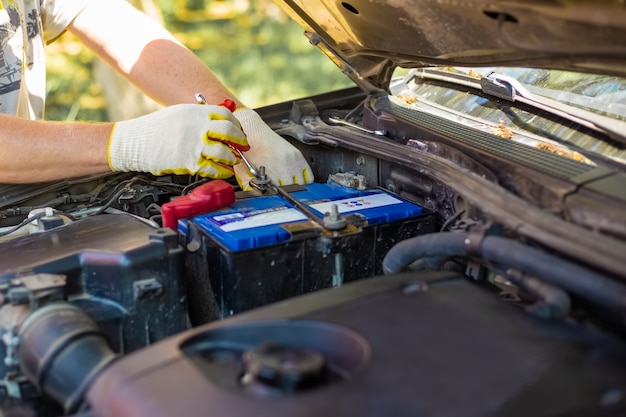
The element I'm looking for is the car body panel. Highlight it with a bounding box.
[273,0,626,90]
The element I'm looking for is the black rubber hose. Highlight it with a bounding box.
[382,232,468,275]
[382,232,626,312]
[17,303,117,413]
[521,276,571,320]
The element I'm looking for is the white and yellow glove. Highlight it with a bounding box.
[108,104,249,178]
[233,108,314,190]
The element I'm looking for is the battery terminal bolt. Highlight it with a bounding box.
[323,204,347,230]
[250,166,272,190]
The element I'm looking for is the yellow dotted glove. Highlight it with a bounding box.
[108,104,248,178]
[233,109,314,190]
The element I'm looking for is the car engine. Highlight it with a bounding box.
[0,87,625,416]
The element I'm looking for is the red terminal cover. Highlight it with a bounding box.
[162,180,235,231]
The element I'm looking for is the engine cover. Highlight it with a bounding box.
[86,272,626,417]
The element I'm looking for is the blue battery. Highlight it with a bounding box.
[181,182,435,321]
[186,183,424,252]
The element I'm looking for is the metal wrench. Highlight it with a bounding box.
[194,93,332,228]
[230,144,261,179]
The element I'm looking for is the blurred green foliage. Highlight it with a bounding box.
[45,0,353,121]
[45,36,108,122]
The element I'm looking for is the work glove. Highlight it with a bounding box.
[108,104,248,178]
[232,108,314,190]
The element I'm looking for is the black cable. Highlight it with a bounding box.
[91,176,185,208]
[0,213,45,237]
[440,210,465,232]
[181,178,210,195]
[88,176,148,215]
[89,186,133,216]
[0,193,96,219]
[139,179,186,193]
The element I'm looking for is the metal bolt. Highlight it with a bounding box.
[250,165,271,189]
[323,204,347,230]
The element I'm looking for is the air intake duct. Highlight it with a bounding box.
[17,303,117,413]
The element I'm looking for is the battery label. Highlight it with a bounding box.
[309,193,403,215]
[209,206,306,232]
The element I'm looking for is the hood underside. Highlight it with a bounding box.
[274,0,626,91]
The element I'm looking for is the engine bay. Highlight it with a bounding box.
[1,87,626,416]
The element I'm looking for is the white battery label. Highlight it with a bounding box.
[209,207,307,232]
[309,193,402,214]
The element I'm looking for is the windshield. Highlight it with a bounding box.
[390,67,626,167]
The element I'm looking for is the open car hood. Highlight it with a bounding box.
[273,0,626,91]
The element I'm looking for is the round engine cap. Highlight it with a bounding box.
[241,343,327,392]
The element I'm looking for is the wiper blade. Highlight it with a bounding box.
[481,72,626,145]
[411,68,626,147]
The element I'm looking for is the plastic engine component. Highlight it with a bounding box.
[86,272,626,417]
[161,180,235,231]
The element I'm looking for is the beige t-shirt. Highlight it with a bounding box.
[0,0,91,119]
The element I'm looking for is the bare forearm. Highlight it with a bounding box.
[130,38,243,107]
[69,1,245,109]
[0,115,112,183]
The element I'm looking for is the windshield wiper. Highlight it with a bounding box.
[410,68,626,147]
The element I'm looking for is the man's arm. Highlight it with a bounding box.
[0,115,112,183]
[68,0,314,188]
[68,0,243,108]
[0,1,311,185]
[0,1,248,184]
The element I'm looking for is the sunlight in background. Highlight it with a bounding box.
[45,0,353,121]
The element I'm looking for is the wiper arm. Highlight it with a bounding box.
[411,68,626,147]
[481,72,626,145]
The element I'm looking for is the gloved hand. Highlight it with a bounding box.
[232,108,314,190]
[108,104,248,178]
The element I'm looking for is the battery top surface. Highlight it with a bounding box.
[183,182,424,251]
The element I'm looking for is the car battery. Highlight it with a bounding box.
[181,182,435,323]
